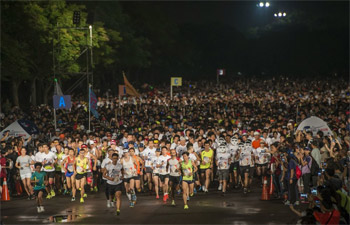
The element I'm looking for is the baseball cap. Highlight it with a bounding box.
[81,144,88,149]
[254,131,260,136]
[110,140,117,145]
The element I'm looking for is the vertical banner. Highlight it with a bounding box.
[89,87,99,118]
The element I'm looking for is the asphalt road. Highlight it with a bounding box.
[1,184,299,225]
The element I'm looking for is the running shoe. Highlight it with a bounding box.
[198,186,202,192]
[189,193,194,197]
[37,206,41,213]
[171,200,176,206]
[90,188,94,192]
[130,201,134,208]
[46,193,52,199]
[27,195,31,200]
[51,190,56,197]
[184,205,189,210]
[71,197,76,202]
[187,196,190,201]
[83,193,87,198]
[218,184,222,191]
[193,188,197,194]
[63,189,68,195]
[163,195,167,202]
[247,188,251,193]
[40,206,45,212]
[131,193,137,202]
[93,186,98,192]
[156,195,159,199]
[80,197,84,203]
[116,210,120,216]
[243,188,247,194]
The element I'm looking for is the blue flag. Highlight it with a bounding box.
[89,88,99,119]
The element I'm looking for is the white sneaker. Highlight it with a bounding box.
[40,206,45,212]
[126,193,131,201]
[110,202,115,207]
[202,186,206,192]
[37,207,41,213]
[107,200,111,208]
[218,184,222,191]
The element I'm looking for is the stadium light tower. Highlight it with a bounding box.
[274,11,287,17]
[257,2,270,8]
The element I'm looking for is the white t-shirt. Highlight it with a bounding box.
[216,153,231,170]
[239,149,252,167]
[34,152,44,163]
[101,157,112,180]
[168,158,181,177]
[254,147,270,164]
[142,147,156,168]
[176,145,187,156]
[152,156,160,174]
[42,151,57,172]
[105,162,123,185]
[228,144,239,163]
[158,155,171,175]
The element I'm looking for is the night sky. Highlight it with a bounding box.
[132,1,349,32]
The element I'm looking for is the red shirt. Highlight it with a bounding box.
[313,209,340,225]
[0,157,7,178]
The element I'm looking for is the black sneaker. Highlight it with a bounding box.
[243,188,247,194]
[27,195,31,200]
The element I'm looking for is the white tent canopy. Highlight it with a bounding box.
[297,116,332,137]
[0,119,39,140]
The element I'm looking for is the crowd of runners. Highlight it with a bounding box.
[0,76,349,223]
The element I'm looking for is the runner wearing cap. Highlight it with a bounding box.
[103,153,123,216]
[200,141,214,193]
[120,149,138,207]
[181,152,198,210]
[167,149,181,206]
[158,146,171,202]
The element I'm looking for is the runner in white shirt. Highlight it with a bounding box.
[228,137,240,189]
[101,148,114,208]
[120,149,138,208]
[167,149,181,206]
[103,153,123,216]
[254,140,270,186]
[151,149,161,199]
[245,140,255,193]
[237,142,251,194]
[216,145,231,195]
[175,137,187,157]
[41,143,57,199]
[142,140,156,194]
[158,146,171,202]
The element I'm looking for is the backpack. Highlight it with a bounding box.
[295,165,302,179]
[309,155,319,176]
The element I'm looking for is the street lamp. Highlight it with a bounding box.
[259,2,264,7]
[275,12,287,18]
[265,2,270,7]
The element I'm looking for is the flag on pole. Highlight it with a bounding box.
[123,72,140,97]
[89,87,99,118]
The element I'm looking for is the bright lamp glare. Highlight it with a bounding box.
[283,12,287,17]
[274,13,277,17]
[278,12,282,17]
[265,2,270,7]
[259,2,264,7]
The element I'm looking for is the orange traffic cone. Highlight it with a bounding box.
[2,177,10,201]
[269,174,275,195]
[15,180,23,196]
[261,176,270,200]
